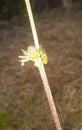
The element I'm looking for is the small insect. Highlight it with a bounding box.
[19,45,48,67]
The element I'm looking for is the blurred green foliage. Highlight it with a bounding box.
[0,109,10,128]
[0,0,26,20]
[0,109,22,129]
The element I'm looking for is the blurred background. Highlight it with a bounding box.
[0,0,82,130]
[0,0,82,20]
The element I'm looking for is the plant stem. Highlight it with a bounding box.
[24,0,62,130]
[38,63,62,130]
[24,0,40,50]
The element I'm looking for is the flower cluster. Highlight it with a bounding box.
[19,45,48,67]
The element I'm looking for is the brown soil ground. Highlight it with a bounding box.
[0,8,82,130]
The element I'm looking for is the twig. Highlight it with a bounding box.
[24,0,62,130]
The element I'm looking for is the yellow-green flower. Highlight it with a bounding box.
[19,45,48,67]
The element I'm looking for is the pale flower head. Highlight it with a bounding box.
[19,45,48,67]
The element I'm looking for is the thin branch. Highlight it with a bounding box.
[24,0,62,130]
